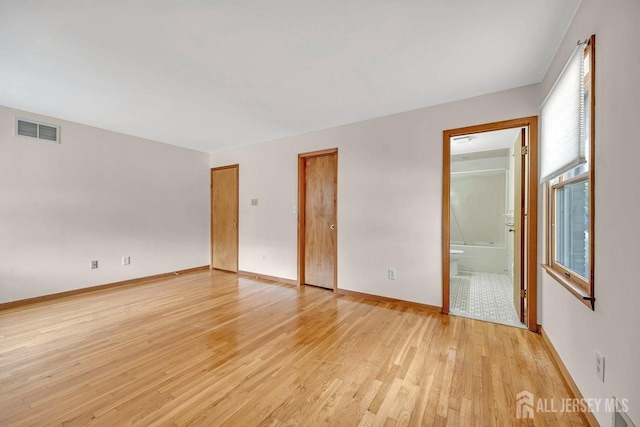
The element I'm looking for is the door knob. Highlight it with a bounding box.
[330,224,335,230]
[508,228,515,232]
[232,222,237,227]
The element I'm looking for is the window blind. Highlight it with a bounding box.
[539,43,586,183]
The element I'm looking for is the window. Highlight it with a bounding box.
[542,35,595,309]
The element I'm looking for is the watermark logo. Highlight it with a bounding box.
[516,391,535,419]
[515,390,630,420]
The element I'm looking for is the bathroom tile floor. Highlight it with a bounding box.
[450,271,525,328]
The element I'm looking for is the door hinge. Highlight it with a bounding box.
[522,146,528,155]
[521,289,527,298]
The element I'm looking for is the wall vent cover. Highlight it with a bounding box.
[15,118,60,143]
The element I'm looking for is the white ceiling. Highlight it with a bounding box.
[451,128,523,155]
[0,1,580,153]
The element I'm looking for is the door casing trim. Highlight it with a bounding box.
[442,117,538,332]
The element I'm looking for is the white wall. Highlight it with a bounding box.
[211,84,540,306]
[538,0,640,424]
[0,106,210,303]
[450,155,509,173]
[450,155,509,248]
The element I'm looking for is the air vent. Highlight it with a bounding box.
[15,118,60,143]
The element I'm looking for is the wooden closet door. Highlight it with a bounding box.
[303,152,337,289]
[211,165,238,272]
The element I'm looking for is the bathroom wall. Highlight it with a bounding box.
[450,151,509,274]
[450,168,507,246]
[450,153,509,173]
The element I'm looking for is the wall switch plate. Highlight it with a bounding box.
[596,351,605,382]
[122,256,130,265]
[292,205,297,214]
[91,260,98,269]
[251,198,259,206]
[388,268,396,280]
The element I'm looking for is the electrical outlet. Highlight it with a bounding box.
[596,351,605,382]
[91,260,98,269]
[251,198,259,206]
[388,268,396,280]
[122,256,130,265]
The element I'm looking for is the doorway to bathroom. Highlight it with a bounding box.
[442,117,538,331]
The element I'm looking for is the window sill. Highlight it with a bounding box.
[541,264,595,310]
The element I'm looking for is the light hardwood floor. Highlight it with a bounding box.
[0,270,585,426]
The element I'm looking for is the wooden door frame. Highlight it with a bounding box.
[442,117,538,332]
[210,164,239,273]
[515,130,527,322]
[297,148,338,292]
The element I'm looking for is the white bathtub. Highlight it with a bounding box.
[450,244,508,274]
